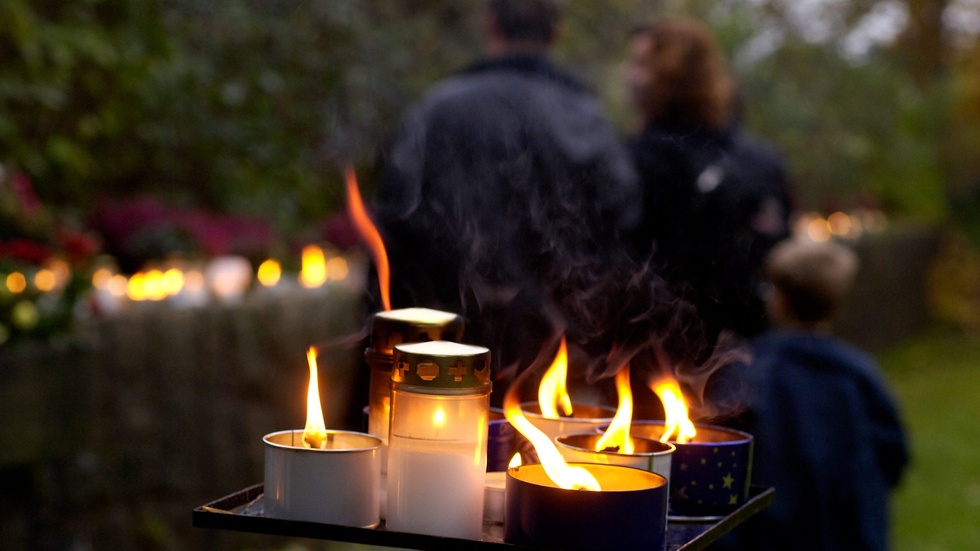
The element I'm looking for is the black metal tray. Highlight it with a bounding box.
[193,484,774,551]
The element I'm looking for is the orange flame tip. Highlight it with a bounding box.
[595,365,634,454]
[538,337,573,419]
[345,166,391,311]
[652,379,697,444]
[504,392,600,491]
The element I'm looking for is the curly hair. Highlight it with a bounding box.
[635,18,734,129]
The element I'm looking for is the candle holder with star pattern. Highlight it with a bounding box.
[621,420,753,518]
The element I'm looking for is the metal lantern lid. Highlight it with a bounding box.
[369,308,464,355]
[392,340,491,392]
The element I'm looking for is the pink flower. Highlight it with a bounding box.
[10,172,41,216]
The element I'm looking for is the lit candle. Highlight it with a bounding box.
[385,340,490,539]
[630,377,754,515]
[505,463,668,551]
[627,420,753,517]
[556,433,675,482]
[363,308,463,465]
[263,348,381,526]
[519,337,616,443]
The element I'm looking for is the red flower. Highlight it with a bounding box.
[2,238,53,264]
[57,228,101,265]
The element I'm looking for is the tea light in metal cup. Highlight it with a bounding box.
[555,432,675,482]
[263,429,381,527]
[505,462,668,551]
[628,420,754,517]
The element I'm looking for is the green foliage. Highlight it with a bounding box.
[707,7,950,219]
[0,0,972,236]
[927,234,980,334]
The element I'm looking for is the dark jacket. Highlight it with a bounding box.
[629,119,792,339]
[375,54,639,378]
[722,331,909,551]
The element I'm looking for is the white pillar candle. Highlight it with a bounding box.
[384,341,490,539]
[386,439,486,538]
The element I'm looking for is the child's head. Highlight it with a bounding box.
[765,238,859,329]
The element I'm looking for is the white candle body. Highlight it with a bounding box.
[263,430,381,527]
[386,438,485,539]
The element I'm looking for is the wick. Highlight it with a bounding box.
[304,433,327,449]
[600,445,621,453]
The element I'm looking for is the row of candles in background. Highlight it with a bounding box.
[88,245,359,314]
[3,244,358,311]
[2,209,886,303]
[794,208,888,242]
[260,307,754,551]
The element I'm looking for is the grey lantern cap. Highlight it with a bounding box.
[369,308,464,355]
[392,340,491,391]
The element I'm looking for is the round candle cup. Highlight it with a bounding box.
[505,462,668,551]
[624,421,754,517]
[263,430,381,527]
[520,402,617,439]
[555,433,675,482]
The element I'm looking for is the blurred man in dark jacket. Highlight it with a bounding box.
[374,0,640,389]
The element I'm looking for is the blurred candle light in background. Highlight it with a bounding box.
[326,256,348,281]
[34,269,56,292]
[172,268,209,308]
[162,268,184,297]
[300,245,328,288]
[6,272,27,294]
[143,269,167,301]
[257,259,282,287]
[206,256,252,303]
[127,272,147,301]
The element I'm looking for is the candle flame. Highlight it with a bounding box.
[504,382,600,491]
[595,365,634,454]
[433,407,446,427]
[508,453,523,469]
[345,166,391,311]
[538,337,573,419]
[505,350,599,491]
[303,347,328,449]
[652,379,697,444]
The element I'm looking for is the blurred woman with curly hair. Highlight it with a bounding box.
[625,17,794,340]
